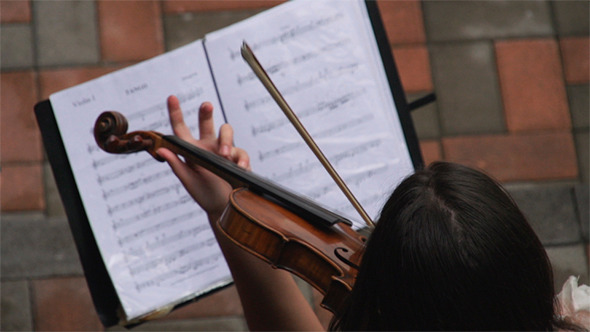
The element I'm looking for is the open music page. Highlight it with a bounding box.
[49,41,230,322]
[205,0,415,229]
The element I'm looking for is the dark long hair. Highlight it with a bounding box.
[331,162,567,330]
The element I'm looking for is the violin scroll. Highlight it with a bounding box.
[94,111,163,160]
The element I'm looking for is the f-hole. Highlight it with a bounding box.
[334,247,360,270]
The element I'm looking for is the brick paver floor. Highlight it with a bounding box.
[1,1,588,330]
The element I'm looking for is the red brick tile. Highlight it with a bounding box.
[495,39,571,132]
[98,0,164,62]
[560,37,590,84]
[163,285,243,319]
[312,288,334,331]
[32,277,103,331]
[38,66,122,99]
[1,164,45,211]
[0,0,31,23]
[163,0,284,13]
[393,45,433,93]
[1,71,42,163]
[377,0,426,45]
[420,139,442,166]
[442,132,578,182]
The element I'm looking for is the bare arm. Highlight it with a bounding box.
[157,95,324,331]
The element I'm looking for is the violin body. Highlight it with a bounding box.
[219,188,366,314]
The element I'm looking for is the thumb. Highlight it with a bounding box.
[157,148,201,187]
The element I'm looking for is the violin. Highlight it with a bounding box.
[94,111,367,314]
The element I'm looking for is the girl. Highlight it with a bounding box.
[157,96,585,330]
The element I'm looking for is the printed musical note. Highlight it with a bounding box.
[126,88,203,122]
[243,62,361,113]
[92,154,128,170]
[228,11,344,60]
[116,211,201,246]
[329,139,381,165]
[111,194,194,230]
[102,169,173,200]
[128,238,216,277]
[251,89,366,136]
[134,252,223,292]
[237,38,350,87]
[96,157,155,185]
[306,164,388,200]
[268,139,380,183]
[257,114,373,162]
[145,224,211,251]
[258,141,304,162]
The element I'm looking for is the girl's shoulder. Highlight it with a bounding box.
[557,276,590,330]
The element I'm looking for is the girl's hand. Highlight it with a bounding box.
[156,95,250,219]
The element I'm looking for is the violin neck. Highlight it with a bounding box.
[162,135,352,228]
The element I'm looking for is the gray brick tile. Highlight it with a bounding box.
[508,183,582,245]
[574,130,589,184]
[409,92,440,139]
[1,216,82,278]
[552,0,590,36]
[1,280,33,331]
[429,42,504,135]
[567,84,589,130]
[1,24,34,69]
[33,0,99,67]
[163,10,263,51]
[546,244,589,291]
[574,184,589,242]
[423,0,554,42]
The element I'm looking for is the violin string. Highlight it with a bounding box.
[241,41,375,229]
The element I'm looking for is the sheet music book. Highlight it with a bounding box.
[34,0,422,326]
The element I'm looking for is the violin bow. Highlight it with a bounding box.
[241,42,375,229]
